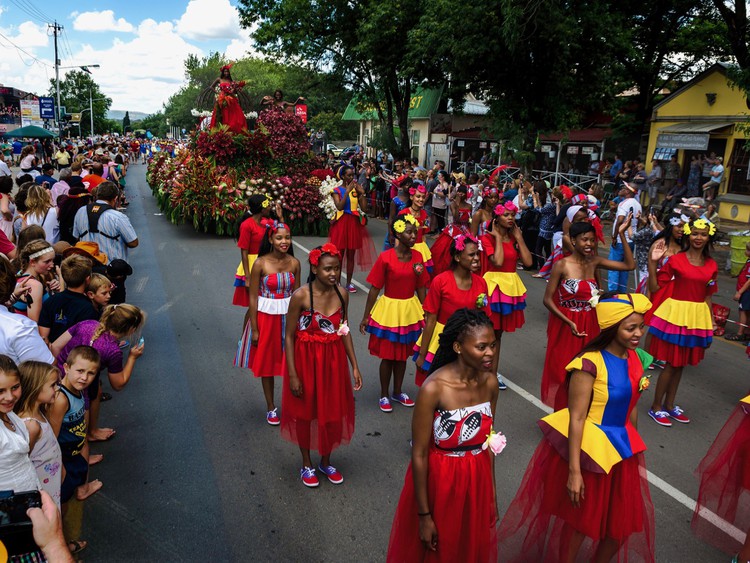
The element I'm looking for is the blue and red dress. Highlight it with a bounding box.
[328,186,376,271]
[232,217,267,307]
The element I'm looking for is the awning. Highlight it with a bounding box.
[539,128,611,143]
[657,122,734,133]
[342,85,444,121]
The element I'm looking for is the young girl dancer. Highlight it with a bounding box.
[498,293,656,562]
[398,185,432,275]
[281,244,363,487]
[647,218,718,427]
[429,186,474,277]
[387,309,501,562]
[481,202,533,389]
[328,166,376,292]
[414,234,490,386]
[16,361,63,507]
[234,221,300,425]
[384,180,411,250]
[541,220,635,410]
[470,186,500,237]
[360,215,430,413]
[232,194,278,307]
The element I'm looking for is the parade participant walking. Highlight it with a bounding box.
[646,218,718,427]
[608,183,641,292]
[541,219,635,409]
[328,165,376,292]
[384,179,410,250]
[360,215,430,413]
[234,221,300,426]
[387,309,501,563]
[399,184,432,275]
[429,186,474,277]
[498,293,655,562]
[281,244,363,487]
[470,186,500,237]
[414,235,490,386]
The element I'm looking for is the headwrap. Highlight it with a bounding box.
[494,201,518,216]
[309,243,341,266]
[590,293,652,329]
[560,185,573,201]
[566,205,584,223]
[454,233,479,251]
[587,195,600,211]
[571,193,587,205]
[267,220,290,234]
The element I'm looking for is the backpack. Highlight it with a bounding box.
[77,202,119,240]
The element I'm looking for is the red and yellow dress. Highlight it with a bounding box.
[499,349,655,562]
[412,271,489,386]
[480,234,527,332]
[430,207,472,276]
[399,208,432,273]
[232,217,266,307]
[328,186,376,271]
[365,249,430,361]
[387,402,497,563]
[648,252,717,367]
[691,394,750,554]
[541,278,600,410]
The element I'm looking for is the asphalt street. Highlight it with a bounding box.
[80,164,743,561]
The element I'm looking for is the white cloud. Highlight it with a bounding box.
[176,0,242,41]
[72,10,135,33]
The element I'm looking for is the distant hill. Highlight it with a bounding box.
[107,110,149,121]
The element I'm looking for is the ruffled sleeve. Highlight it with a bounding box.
[366,251,388,289]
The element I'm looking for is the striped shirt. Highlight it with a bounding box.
[72,200,138,261]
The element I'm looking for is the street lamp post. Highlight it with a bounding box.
[56,64,99,131]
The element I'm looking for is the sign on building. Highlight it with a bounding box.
[38,97,55,120]
[20,99,43,127]
[656,133,710,151]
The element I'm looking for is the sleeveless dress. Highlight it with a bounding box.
[23,415,62,508]
[691,394,750,554]
[480,235,527,332]
[387,402,497,563]
[499,349,656,562]
[234,272,295,377]
[365,249,430,361]
[648,252,717,367]
[412,271,490,386]
[328,186,376,271]
[429,207,472,277]
[280,305,355,455]
[232,217,267,307]
[541,278,600,410]
[0,412,40,493]
[399,208,432,273]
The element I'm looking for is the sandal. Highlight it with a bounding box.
[68,540,88,555]
[725,333,748,341]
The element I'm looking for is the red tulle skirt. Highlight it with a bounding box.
[541,309,600,410]
[498,439,655,562]
[280,333,354,455]
[328,214,377,271]
[232,286,249,307]
[369,338,413,362]
[691,402,750,554]
[209,97,247,134]
[233,312,286,377]
[387,450,498,563]
[647,338,705,368]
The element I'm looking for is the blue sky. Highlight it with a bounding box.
[0,0,257,113]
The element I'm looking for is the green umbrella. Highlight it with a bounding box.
[2,125,58,138]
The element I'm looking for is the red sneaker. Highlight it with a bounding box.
[318,464,344,484]
[391,393,415,407]
[665,405,690,424]
[648,409,672,427]
[300,467,319,488]
[266,408,280,426]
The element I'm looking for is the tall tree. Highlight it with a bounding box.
[711,0,750,105]
[48,70,111,137]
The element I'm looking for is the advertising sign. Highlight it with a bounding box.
[38,97,55,120]
[656,133,709,151]
[295,104,308,123]
[20,100,43,127]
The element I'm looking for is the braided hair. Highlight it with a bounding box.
[429,308,494,374]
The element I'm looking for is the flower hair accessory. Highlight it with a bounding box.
[454,233,478,252]
[220,63,234,72]
[482,187,499,197]
[409,185,427,196]
[669,216,683,227]
[29,247,54,260]
[261,195,272,209]
[684,218,716,236]
[494,201,518,216]
[482,429,507,456]
[393,219,407,233]
[309,243,342,266]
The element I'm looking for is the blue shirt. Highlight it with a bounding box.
[610,159,623,179]
[72,200,138,262]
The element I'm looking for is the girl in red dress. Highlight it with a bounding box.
[234,222,300,425]
[360,215,430,413]
[646,218,718,427]
[413,234,490,386]
[209,64,248,134]
[542,220,635,410]
[387,308,501,563]
[471,187,500,238]
[328,166,376,293]
[481,202,533,389]
[429,186,473,277]
[499,293,656,562]
[691,394,750,557]
[398,185,432,274]
[281,244,363,488]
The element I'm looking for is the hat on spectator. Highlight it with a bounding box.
[107,259,133,278]
[63,241,108,265]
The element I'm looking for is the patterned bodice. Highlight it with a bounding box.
[432,402,493,457]
[557,278,598,312]
[260,272,295,299]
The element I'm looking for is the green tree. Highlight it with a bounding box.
[48,70,111,137]
[305,111,357,141]
[135,112,168,138]
[711,0,750,104]
[123,111,131,133]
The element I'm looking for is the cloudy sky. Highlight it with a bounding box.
[0,0,256,114]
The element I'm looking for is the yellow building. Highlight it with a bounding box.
[646,63,750,222]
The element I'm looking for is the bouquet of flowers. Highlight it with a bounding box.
[190,109,212,118]
[215,81,246,108]
[318,176,340,221]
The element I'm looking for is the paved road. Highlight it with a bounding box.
[81,164,742,561]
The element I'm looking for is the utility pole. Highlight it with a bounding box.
[49,21,63,129]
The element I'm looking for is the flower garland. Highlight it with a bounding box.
[318,176,341,220]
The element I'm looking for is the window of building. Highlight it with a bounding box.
[652,147,677,161]
[728,140,750,195]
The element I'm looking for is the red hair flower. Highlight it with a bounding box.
[310,243,342,266]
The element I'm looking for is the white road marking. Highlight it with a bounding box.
[291,238,746,544]
[133,276,149,295]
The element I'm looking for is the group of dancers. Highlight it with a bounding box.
[228,165,747,561]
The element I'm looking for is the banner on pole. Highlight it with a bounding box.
[39,97,55,120]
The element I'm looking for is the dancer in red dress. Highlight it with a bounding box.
[209,64,248,134]
[360,215,430,413]
[281,244,363,488]
[234,222,300,425]
[328,166,376,292]
[542,220,635,410]
[647,218,718,427]
[413,234,490,386]
[398,185,432,274]
[429,186,473,277]
[387,309,502,563]
[499,293,656,562]
[692,394,750,557]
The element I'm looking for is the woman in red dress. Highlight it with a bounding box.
[430,186,473,277]
[281,244,363,488]
[646,218,718,427]
[398,185,432,274]
[360,215,430,413]
[480,202,533,389]
[387,308,501,563]
[541,220,635,410]
[209,64,248,134]
[691,394,750,557]
[328,166,376,293]
[413,234,490,386]
[232,195,278,307]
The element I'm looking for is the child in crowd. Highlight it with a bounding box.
[728,241,750,341]
[16,361,63,508]
[86,273,113,316]
[106,259,132,305]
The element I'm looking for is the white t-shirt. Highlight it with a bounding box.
[0,306,54,365]
[614,197,642,243]
[0,412,41,493]
[25,207,60,244]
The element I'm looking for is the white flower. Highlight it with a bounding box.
[244,111,258,119]
[318,177,342,220]
[482,429,507,456]
[336,321,350,336]
[588,288,602,308]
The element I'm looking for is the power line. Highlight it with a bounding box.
[0,29,53,68]
[6,0,49,24]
